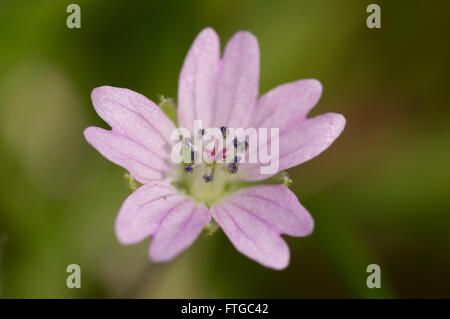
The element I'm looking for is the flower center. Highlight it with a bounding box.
[171,126,249,205]
[185,127,249,179]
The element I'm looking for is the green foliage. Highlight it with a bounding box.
[0,0,449,298]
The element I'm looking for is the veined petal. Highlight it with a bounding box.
[84,127,173,184]
[91,86,175,159]
[149,201,210,262]
[250,79,322,129]
[242,112,346,181]
[212,31,259,129]
[211,186,299,270]
[277,113,346,168]
[178,27,221,131]
[115,181,187,245]
[225,185,314,237]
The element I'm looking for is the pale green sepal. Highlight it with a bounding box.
[158,95,177,125]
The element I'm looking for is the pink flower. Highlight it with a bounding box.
[84,27,345,270]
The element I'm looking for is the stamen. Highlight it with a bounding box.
[185,164,193,173]
[184,137,192,147]
[220,126,228,138]
[237,140,249,152]
[190,150,199,162]
[227,163,239,174]
[232,137,249,152]
[233,137,238,148]
[203,174,213,183]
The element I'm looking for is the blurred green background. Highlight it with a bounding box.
[1,0,449,298]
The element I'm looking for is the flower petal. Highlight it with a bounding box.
[212,31,260,129]
[84,127,173,184]
[178,27,221,131]
[242,112,346,180]
[225,185,314,237]
[115,181,187,244]
[250,79,323,130]
[149,201,210,262]
[211,185,312,270]
[90,86,175,159]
